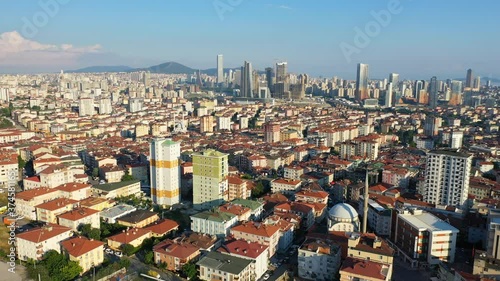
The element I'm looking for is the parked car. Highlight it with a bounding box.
[115,251,122,257]
[263,274,270,280]
[105,248,114,254]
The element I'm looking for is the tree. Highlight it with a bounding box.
[118,257,131,269]
[144,251,154,265]
[251,181,265,198]
[92,167,99,178]
[121,170,135,182]
[18,155,26,169]
[121,244,136,256]
[27,250,82,281]
[31,105,41,111]
[182,262,198,280]
[88,228,101,240]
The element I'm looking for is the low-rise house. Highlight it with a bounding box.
[190,211,238,238]
[181,232,219,255]
[92,180,142,199]
[153,238,201,271]
[57,207,100,231]
[99,164,125,183]
[143,219,179,237]
[116,210,159,228]
[275,202,315,230]
[218,238,269,280]
[219,203,252,222]
[16,224,73,261]
[339,257,391,281]
[197,251,254,281]
[295,189,329,205]
[230,221,281,258]
[107,228,152,249]
[231,198,265,220]
[60,236,104,274]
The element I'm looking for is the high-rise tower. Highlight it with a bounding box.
[150,138,181,206]
[465,69,473,88]
[356,63,369,101]
[428,76,438,108]
[217,55,224,84]
[241,61,253,98]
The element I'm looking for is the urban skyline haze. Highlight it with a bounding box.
[0,0,499,79]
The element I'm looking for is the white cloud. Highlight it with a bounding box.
[278,5,292,10]
[0,31,102,70]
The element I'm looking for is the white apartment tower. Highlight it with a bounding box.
[150,138,181,206]
[424,150,472,208]
[79,97,94,116]
[98,98,112,115]
[217,55,224,84]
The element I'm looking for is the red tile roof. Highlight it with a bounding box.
[16,187,58,201]
[61,236,104,257]
[57,207,99,221]
[153,239,200,259]
[16,224,72,243]
[218,238,268,259]
[55,182,91,192]
[231,221,280,238]
[107,228,151,245]
[35,198,78,211]
[144,219,179,235]
[340,257,388,280]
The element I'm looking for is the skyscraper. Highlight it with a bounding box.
[217,55,223,84]
[150,138,181,206]
[385,82,393,108]
[356,63,369,101]
[465,68,473,88]
[240,61,253,98]
[428,76,438,108]
[79,97,94,116]
[389,73,399,89]
[276,62,288,83]
[192,149,229,210]
[424,150,472,208]
[263,122,280,143]
[414,80,423,99]
[265,67,274,93]
[473,76,481,89]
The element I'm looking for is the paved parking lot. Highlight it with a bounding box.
[0,262,27,281]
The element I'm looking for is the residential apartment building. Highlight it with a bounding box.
[153,238,200,271]
[393,209,459,267]
[190,210,238,238]
[283,166,304,180]
[60,237,104,273]
[424,150,472,208]
[35,198,79,224]
[91,180,141,199]
[16,224,73,261]
[227,176,249,201]
[15,187,60,220]
[57,207,100,231]
[230,221,281,258]
[0,149,18,190]
[218,239,269,280]
[358,196,392,236]
[107,228,152,249]
[192,149,229,210]
[262,215,295,254]
[271,178,302,195]
[298,237,342,281]
[197,251,253,281]
[150,138,181,206]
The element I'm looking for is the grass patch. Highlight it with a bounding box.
[0,225,11,260]
[0,192,8,207]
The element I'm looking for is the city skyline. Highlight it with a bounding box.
[0,0,499,79]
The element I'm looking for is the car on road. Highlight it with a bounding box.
[263,274,270,280]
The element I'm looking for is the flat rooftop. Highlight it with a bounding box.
[399,211,459,232]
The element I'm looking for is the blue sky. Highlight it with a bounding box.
[1,0,499,79]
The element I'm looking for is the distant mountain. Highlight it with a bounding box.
[67,65,134,73]
[140,62,195,74]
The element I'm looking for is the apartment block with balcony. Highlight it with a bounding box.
[393,209,459,267]
[197,251,253,281]
[153,238,200,271]
[190,210,238,238]
[271,178,302,195]
[60,237,104,274]
[298,237,341,281]
[230,221,281,258]
[218,239,269,280]
[57,207,100,231]
[35,197,79,224]
[16,224,73,261]
[15,187,60,220]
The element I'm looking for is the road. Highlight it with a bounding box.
[128,255,185,281]
[0,262,27,281]
[392,257,431,281]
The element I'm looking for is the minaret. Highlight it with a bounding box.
[362,168,370,233]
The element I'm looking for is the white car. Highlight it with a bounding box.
[263,274,270,280]
[115,251,123,257]
[105,248,114,254]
